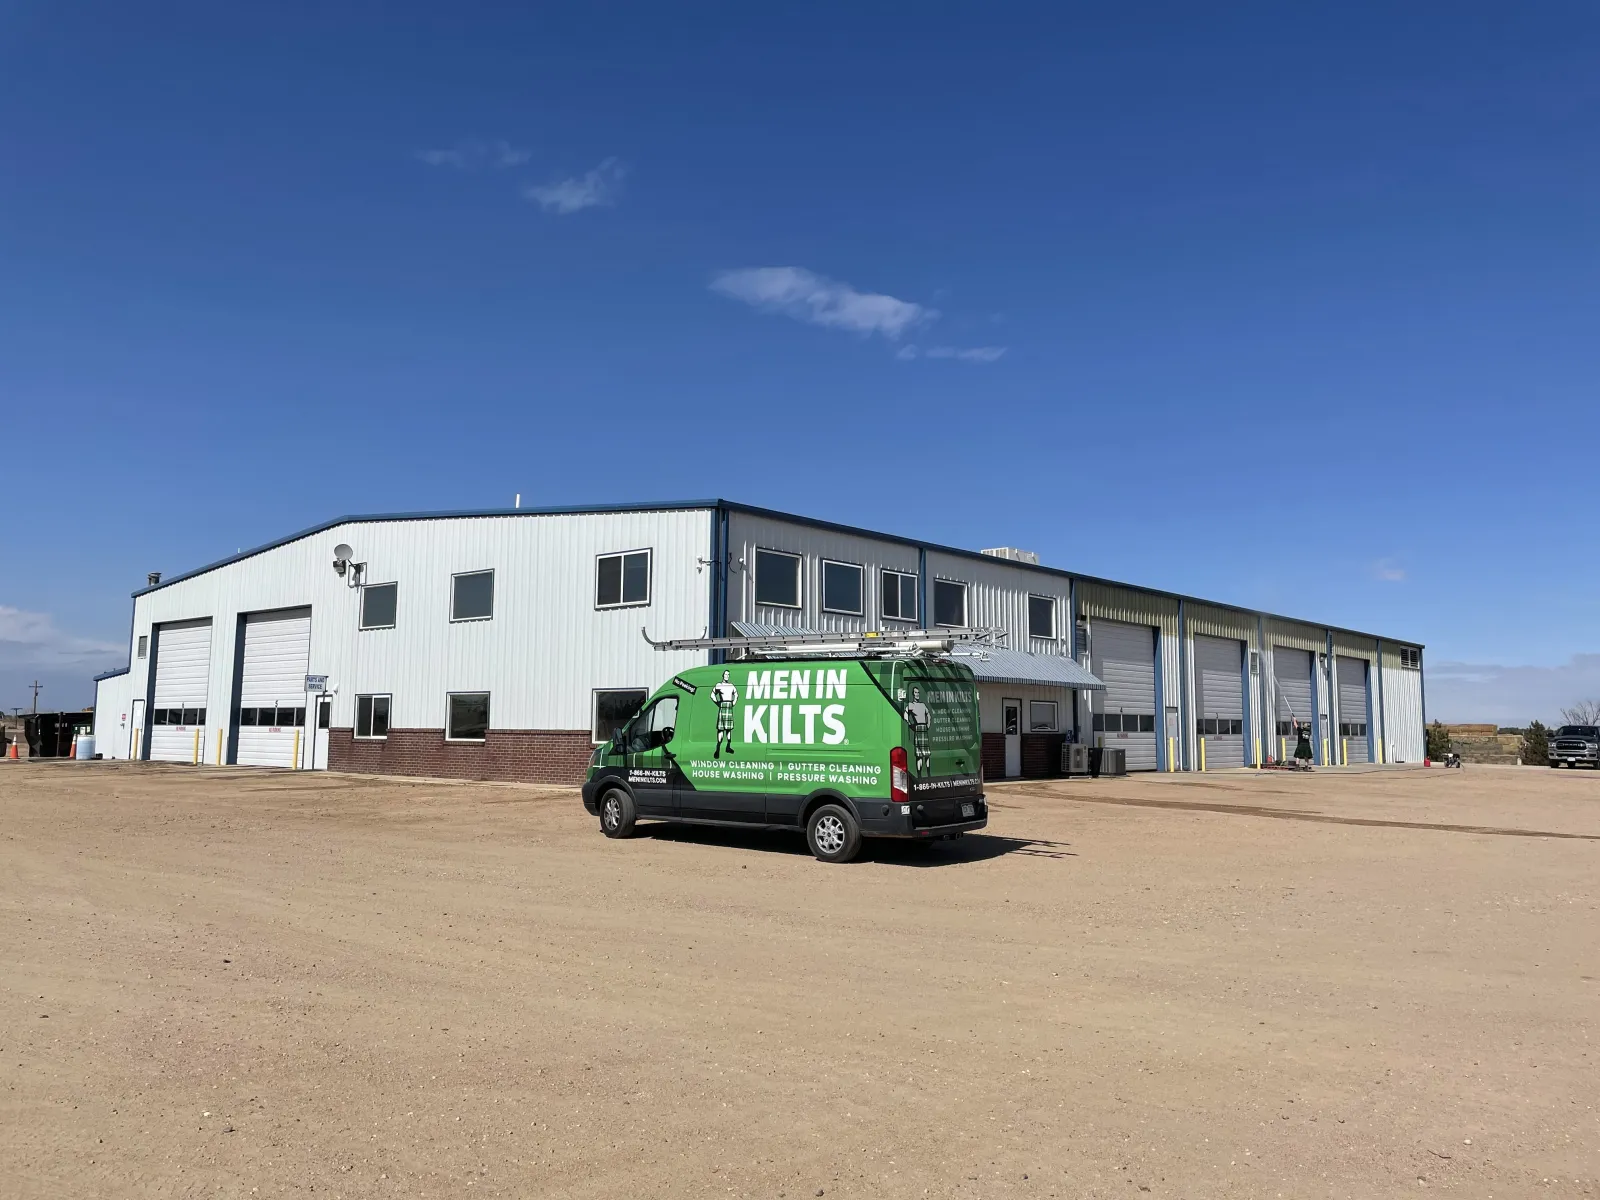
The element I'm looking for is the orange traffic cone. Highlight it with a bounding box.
[7,741,16,759]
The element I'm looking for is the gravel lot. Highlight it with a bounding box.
[2,761,1596,1198]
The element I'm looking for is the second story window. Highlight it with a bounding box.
[137,635,148,659]
[754,549,801,609]
[1028,595,1056,640]
[360,581,398,630]
[822,560,863,615]
[933,579,967,628]
[451,570,494,621]
[596,549,651,608]
[881,569,918,622]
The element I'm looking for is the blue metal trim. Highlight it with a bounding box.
[1375,638,1386,763]
[1363,654,1377,763]
[1256,613,1267,762]
[1068,578,1080,745]
[1325,631,1336,765]
[1239,636,1253,768]
[1152,620,1168,771]
[1309,642,1322,766]
[92,666,130,682]
[1177,600,1189,770]
[1419,648,1428,746]
[917,547,928,627]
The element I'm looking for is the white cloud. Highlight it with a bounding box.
[415,139,532,170]
[0,607,123,669]
[1425,654,1600,725]
[1371,558,1406,582]
[895,344,1007,363]
[522,158,625,214]
[710,267,934,341]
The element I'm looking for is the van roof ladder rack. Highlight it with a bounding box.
[641,627,1007,658]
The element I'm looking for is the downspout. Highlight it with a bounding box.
[1257,613,1267,763]
[918,547,928,628]
[1326,630,1336,765]
[1375,639,1387,764]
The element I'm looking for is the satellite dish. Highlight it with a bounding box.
[333,543,354,563]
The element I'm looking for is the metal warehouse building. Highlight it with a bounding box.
[91,500,1426,781]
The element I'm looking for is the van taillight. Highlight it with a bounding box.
[891,746,910,804]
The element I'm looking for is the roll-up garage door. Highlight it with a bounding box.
[1090,619,1158,771]
[1194,635,1245,769]
[1272,647,1315,762]
[1336,656,1372,764]
[148,619,212,762]
[236,608,312,767]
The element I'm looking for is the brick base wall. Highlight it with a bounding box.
[981,732,1006,780]
[1021,733,1065,779]
[327,728,593,785]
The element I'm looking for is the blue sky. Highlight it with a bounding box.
[3,2,1598,722]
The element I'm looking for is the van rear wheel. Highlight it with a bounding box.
[600,789,636,839]
[806,803,861,864]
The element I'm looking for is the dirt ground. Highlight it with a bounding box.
[2,762,1597,1199]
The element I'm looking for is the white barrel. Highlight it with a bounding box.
[75,735,95,760]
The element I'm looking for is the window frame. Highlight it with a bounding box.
[753,548,803,610]
[592,688,649,744]
[136,635,148,659]
[932,578,968,628]
[355,693,392,740]
[359,580,399,631]
[1399,647,1421,670]
[880,569,919,623]
[820,559,864,616]
[594,548,653,610]
[1027,594,1056,641]
[450,569,495,623]
[1028,700,1059,732]
[445,691,490,743]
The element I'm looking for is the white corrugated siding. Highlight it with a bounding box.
[92,673,133,759]
[127,509,715,740]
[1381,648,1425,762]
[149,618,212,762]
[237,608,312,767]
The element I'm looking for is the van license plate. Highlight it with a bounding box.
[960,802,975,818]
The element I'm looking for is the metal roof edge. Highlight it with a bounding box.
[92,666,130,682]
[130,500,727,597]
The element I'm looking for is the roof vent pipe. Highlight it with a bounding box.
[147,572,161,587]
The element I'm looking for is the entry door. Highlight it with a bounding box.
[1003,699,1022,778]
[311,697,331,770]
[129,698,145,760]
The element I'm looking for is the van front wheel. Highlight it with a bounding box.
[600,789,637,839]
[806,803,861,864]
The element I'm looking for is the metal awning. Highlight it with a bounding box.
[947,646,1105,690]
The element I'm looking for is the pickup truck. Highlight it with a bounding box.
[1549,725,1600,768]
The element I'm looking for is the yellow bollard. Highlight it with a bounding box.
[1200,737,1207,772]
[1377,737,1384,764]
[1341,738,1348,766]
[192,727,200,765]
[1279,736,1286,763]
[1322,737,1329,765]
[1254,738,1262,768]
[1168,736,1176,772]
[292,727,301,770]
[216,728,223,765]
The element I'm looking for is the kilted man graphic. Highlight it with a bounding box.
[903,686,932,774]
[711,670,738,758]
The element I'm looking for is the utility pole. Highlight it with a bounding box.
[29,681,42,714]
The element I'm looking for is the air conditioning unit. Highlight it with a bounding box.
[981,546,1040,565]
[1062,742,1091,776]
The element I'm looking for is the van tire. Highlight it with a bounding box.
[600,788,636,839]
[806,803,861,863]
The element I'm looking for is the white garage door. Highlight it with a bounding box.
[1194,635,1245,769]
[148,619,213,763]
[1090,620,1158,771]
[236,608,312,768]
[1336,656,1372,764]
[1272,647,1315,762]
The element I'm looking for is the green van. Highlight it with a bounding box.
[581,657,987,862]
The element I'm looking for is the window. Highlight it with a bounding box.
[356,694,391,739]
[1202,718,1243,736]
[1340,722,1367,738]
[593,689,648,743]
[596,550,651,608]
[447,692,490,741]
[1400,647,1421,670]
[932,579,967,627]
[1276,720,1294,736]
[1028,595,1056,640]
[1029,700,1058,732]
[821,560,863,615]
[754,549,801,608]
[137,635,148,659]
[1138,714,1155,733]
[624,695,679,753]
[1093,713,1107,732]
[451,570,494,621]
[360,582,398,630]
[317,699,331,730]
[881,569,918,622]
[238,707,258,727]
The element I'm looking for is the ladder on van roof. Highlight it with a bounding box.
[641,625,1007,659]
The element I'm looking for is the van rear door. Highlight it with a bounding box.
[869,661,983,801]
